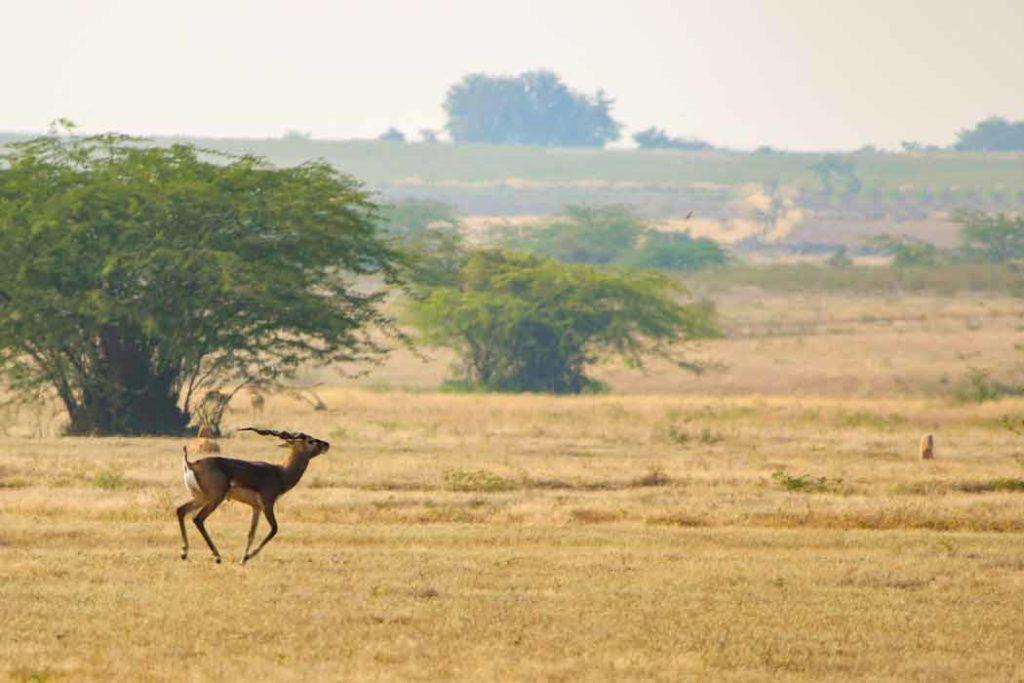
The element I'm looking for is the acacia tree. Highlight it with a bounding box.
[411,250,716,393]
[0,130,402,435]
[809,155,862,200]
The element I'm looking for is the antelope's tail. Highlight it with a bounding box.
[182,445,204,497]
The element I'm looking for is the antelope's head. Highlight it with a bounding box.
[240,427,331,458]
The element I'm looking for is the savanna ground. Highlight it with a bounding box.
[3,283,1024,681]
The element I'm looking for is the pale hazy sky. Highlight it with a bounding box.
[4,0,1023,150]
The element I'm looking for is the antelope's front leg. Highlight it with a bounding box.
[241,506,260,562]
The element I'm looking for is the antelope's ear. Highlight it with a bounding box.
[278,441,293,448]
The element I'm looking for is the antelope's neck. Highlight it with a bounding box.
[281,454,310,491]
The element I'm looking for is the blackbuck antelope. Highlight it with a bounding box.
[176,427,330,564]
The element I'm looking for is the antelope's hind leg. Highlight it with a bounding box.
[176,499,202,560]
[192,493,227,564]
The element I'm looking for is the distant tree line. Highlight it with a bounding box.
[492,205,726,271]
[384,201,728,277]
[863,212,1024,266]
[633,127,712,151]
[373,68,1024,153]
[901,117,1024,153]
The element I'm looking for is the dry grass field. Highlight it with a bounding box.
[3,288,1024,681]
[354,288,1024,398]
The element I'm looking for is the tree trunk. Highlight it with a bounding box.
[64,324,189,435]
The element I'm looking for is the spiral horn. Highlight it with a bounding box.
[239,426,300,440]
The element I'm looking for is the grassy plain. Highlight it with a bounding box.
[142,138,1024,192]
[6,133,1024,191]
[3,286,1024,681]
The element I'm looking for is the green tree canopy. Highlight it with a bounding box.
[954,117,1024,152]
[411,250,716,394]
[0,130,401,435]
[499,205,646,265]
[957,211,1024,262]
[496,205,726,272]
[443,70,621,147]
[865,234,943,267]
[620,231,726,271]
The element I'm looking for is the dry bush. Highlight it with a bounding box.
[631,465,671,487]
[443,468,517,492]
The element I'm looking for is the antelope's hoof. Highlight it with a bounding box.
[180,553,187,560]
[214,557,222,564]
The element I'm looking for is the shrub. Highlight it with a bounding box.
[93,468,128,491]
[631,466,671,487]
[698,427,723,444]
[443,469,516,492]
[953,368,1024,403]
[633,127,712,150]
[499,205,645,265]
[621,231,726,271]
[954,478,1024,493]
[667,425,690,445]
[826,246,853,268]
[496,205,726,272]
[865,234,944,267]
[771,470,844,494]
[956,211,1024,263]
